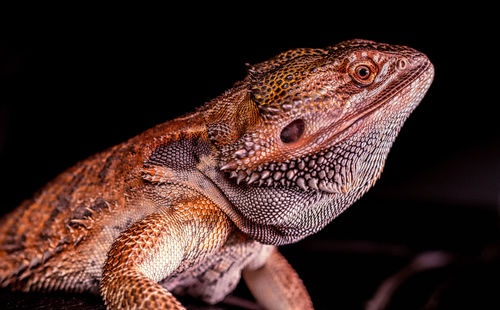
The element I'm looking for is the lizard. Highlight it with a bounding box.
[0,39,434,309]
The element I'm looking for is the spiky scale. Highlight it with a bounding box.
[296,177,307,191]
[261,170,271,179]
[273,171,282,181]
[307,178,319,190]
[220,161,238,171]
[236,170,247,184]
[247,173,260,185]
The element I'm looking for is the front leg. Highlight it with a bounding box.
[243,248,314,310]
[100,196,233,309]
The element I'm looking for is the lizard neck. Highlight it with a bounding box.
[135,108,256,233]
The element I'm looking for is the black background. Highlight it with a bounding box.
[0,5,498,310]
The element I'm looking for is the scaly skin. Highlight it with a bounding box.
[0,39,434,309]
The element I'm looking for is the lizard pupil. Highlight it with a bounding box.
[280,119,305,144]
[357,66,370,79]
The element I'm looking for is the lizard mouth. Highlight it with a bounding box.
[324,58,433,148]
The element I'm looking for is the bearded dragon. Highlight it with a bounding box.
[0,39,434,309]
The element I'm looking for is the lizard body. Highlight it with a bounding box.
[0,39,434,309]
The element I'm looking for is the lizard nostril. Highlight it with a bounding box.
[397,59,407,70]
[280,119,305,144]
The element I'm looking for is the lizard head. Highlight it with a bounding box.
[206,39,434,244]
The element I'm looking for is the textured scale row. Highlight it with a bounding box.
[221,142,367,194]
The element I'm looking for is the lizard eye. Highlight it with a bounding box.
[280,119,305,144]
[356,65,371,79]
[349,61,377,86]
